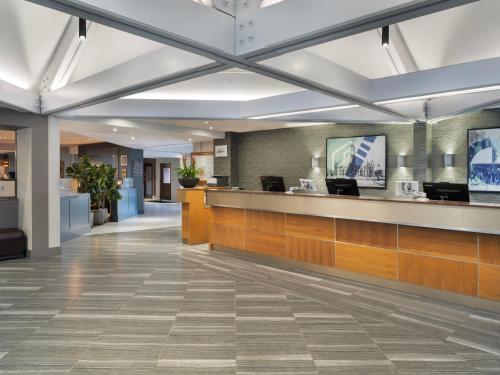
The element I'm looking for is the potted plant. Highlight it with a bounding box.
[92,164,122,225]
[66,156,122,226]
[66,156,96,226]
[177,162,202,188]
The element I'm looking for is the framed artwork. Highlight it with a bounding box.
[215,145,228,157]
[468,127,500,192]
[120,155,128,166]
[326,135,387,189]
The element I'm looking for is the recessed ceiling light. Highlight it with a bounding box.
[113,128,117,132]
[131,136,135,140]
[209,126,213,130]
[188,138,192,142]
[204,121,209,125]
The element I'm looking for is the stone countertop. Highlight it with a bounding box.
[206,189,500,209]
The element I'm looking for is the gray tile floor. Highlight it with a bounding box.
[0,225,499,374]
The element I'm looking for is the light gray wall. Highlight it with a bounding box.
[431,109,500,203]
[238,123,414,197]
[155,158,181,202]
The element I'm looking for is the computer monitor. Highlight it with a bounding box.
[423,182,470,202]
[260,176,286,192]
[325,178,360,196]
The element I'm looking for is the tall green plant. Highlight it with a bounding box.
[176,163,202,178]
[66,156,121,209]
[94,164,121,209]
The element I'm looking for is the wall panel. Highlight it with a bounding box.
[399,252,477,296]
[399,226,478,262]
[335,242,397,280]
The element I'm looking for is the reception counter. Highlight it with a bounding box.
[206,190,500,307]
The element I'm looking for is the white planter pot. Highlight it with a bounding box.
[93,208,109,225]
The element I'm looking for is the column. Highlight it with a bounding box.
[17,115,61,258]
[413,121,432,186]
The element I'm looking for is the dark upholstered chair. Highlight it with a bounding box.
[0,228,27,260]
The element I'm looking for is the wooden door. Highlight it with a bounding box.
[143,159,155,199]
[160,163,172,201]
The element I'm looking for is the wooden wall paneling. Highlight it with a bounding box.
[211,223,245,250]
[245,229,285,257]
[398,226,478,262]
[286,236,334,267]
[285,214,335,240]
[245,210,285,234]
[211,207,245,226]
[335,242,398,280]
[399,252,477,296]
[182,203,189,240]
[478,264,500,301]
[336,219,397,249]
[479,234,500,266]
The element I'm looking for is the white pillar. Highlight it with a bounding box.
[48,116,60,249]
[16,115,61,258]
[16,128,33,250]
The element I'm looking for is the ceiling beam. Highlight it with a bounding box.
[29,0,479,122]
[40,17,94,93]
[238,0,479,59]
[257,50,413,120]
[40,47,221,114]
[26,0,236,56]
[58,99,241,119]
[428,91,500,120]
[377,24,418,75]
[240,91,350,118]
[0,79,40,113]
[371,56,500,104]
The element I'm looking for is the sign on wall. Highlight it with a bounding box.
[468,127,500,192]
[215,145,228,157]
[326,135,387,189]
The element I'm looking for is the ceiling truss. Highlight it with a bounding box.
[9,0,497,123]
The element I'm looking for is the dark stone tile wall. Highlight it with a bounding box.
[237,123,415,197]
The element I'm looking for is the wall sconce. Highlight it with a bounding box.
[397,155,406,168]
[443,153,454,168]
[311,157,319,168]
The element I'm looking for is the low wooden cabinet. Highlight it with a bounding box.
[177,188,210,245]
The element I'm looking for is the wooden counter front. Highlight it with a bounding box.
[207,190,500,304]
[176,188,211,245]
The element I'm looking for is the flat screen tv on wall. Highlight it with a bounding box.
[326,135,387,189]
[468,127,500,192]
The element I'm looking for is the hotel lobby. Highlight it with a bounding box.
[0,0,499,373]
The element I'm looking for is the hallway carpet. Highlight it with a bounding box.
[0,227,499,374]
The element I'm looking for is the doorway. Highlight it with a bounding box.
[160,163,172,201]
[143,158,156,199]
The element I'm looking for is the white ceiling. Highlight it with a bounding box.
[68,23,164,84]
[0,0,70,90]
[306,0,500,79]
[125,68,304,101]
[2,0,500,151]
